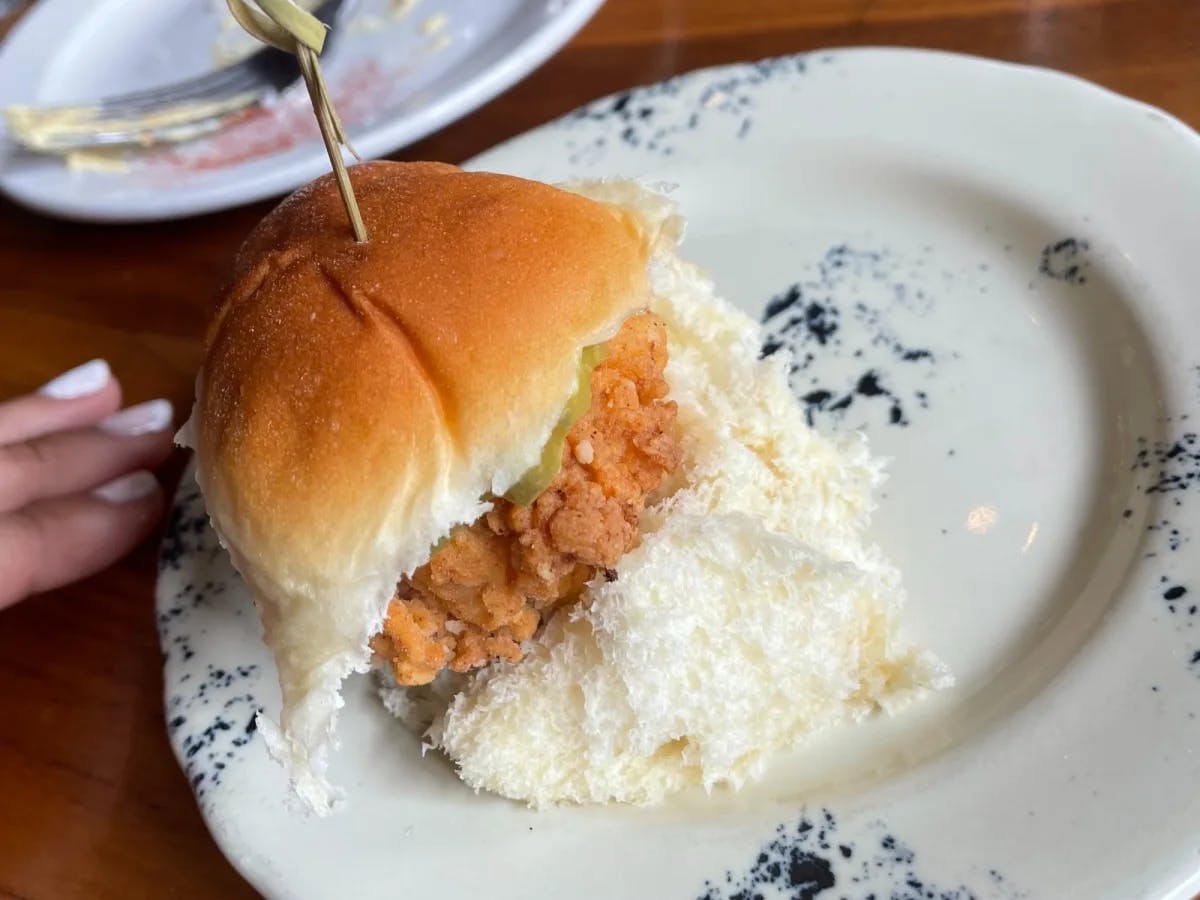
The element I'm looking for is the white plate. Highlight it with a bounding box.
[0,0,602,221]
[156,48,1200,899]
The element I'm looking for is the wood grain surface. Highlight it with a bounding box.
[1,1,1198,898]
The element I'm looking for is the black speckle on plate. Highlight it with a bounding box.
[557,54,815,162]
[158,473,269,808]
[1038,237,1091,285]
[1133,415,1200,677]
[697,809,1022,899]
[759,244,945,429]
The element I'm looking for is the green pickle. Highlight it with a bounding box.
[503,343,608,506]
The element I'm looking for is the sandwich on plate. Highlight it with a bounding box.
[180,160,950,814]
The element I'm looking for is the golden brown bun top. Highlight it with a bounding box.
[195,160,653,596]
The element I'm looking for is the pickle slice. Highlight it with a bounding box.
[503,343,607,506]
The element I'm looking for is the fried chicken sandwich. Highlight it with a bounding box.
[183,161,949,814]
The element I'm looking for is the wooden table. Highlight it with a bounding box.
[1,1,1198,897]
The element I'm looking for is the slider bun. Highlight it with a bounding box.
[190,162,664,811]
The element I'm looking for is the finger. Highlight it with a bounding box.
[0,471,164,611]
[0,359,122,445]
[0,399,174,514]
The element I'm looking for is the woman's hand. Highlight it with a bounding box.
[0,359,174,611]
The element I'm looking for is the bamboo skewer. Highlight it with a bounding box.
[226,0,368,242]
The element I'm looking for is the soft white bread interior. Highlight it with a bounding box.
[386,181,952,806]
[184,162,671,813]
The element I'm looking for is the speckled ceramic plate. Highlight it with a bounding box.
[156,48,1200,899]
[0,0,603,221]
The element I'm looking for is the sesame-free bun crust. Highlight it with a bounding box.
[201,161,651,589]
[189,162,657,812]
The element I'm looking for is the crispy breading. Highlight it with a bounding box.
[373,312,681,684]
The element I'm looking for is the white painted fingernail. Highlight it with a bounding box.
[100,399,173,436]
[94,471,159,503]
[38,359,111,399]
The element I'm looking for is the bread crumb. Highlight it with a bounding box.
[573,439,594,465]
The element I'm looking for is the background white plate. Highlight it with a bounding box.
[157,48,1200,899]
[0,0,603,221]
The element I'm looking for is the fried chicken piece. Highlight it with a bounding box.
[373,311,682,685]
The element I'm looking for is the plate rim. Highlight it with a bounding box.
[467,44,1200,171]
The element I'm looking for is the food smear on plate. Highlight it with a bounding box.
[181,162,950,814]
[4,93,257,154]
